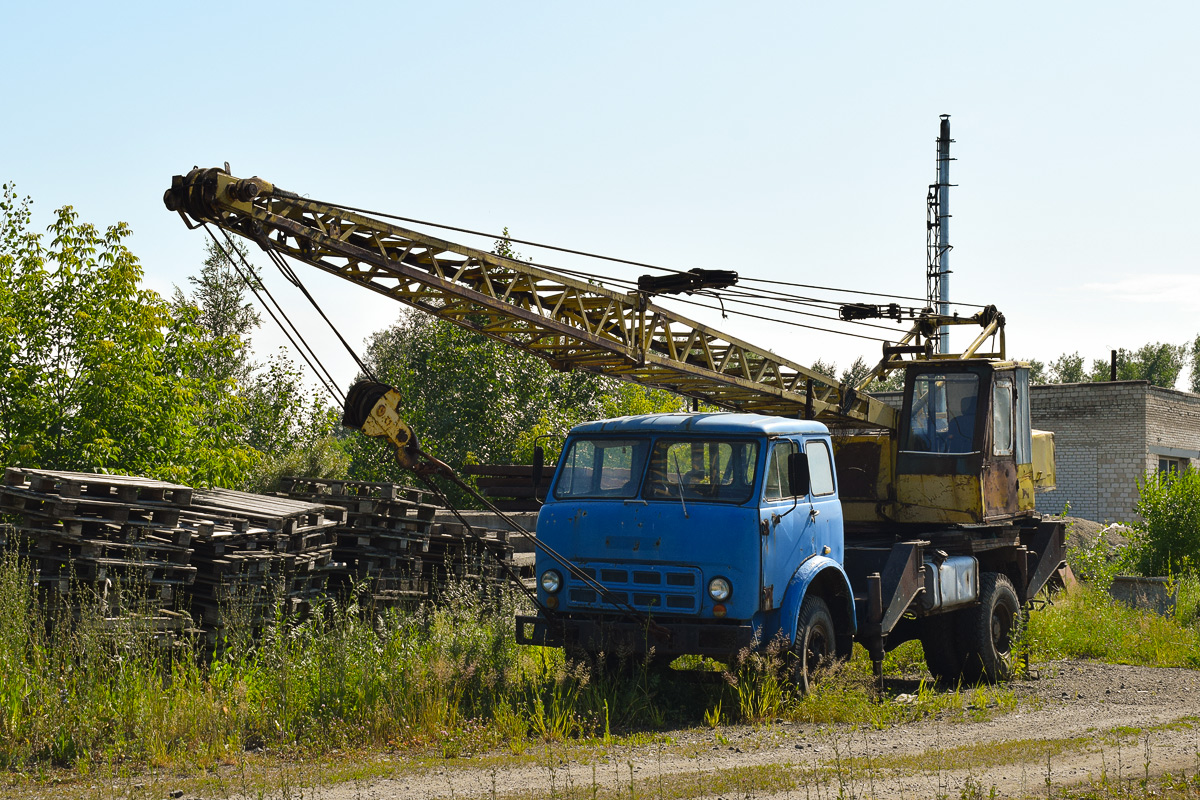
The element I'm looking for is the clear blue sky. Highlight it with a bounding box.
[4,1,1198,392]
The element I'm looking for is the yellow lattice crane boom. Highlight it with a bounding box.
[164,167,1001,433]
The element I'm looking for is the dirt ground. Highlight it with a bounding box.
[1062,516,1132,553]
[204,660,1198,800]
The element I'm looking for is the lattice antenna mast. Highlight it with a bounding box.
[926,114,954,354]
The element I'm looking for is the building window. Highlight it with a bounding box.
[1158,457,1184,476]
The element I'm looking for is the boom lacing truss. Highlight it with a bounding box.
[166,168,939,430]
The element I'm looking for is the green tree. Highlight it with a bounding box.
[1086,343,1186,388]
[1026,358,1047,384]
[870,370,906,392]
[238,351,347,492]
[839,356,871,388]
[810,358,838,380]
[170,235,347,491]
[1188,334,1200,394]
[1049,352,1086,384]
[346,311,683,494]
[171,237,261,387]
[812,356,903,392]
[0,185,255,486]
[1032,346,1186,388]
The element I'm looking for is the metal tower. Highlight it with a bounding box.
[926,115,953,354]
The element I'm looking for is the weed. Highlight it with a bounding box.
[702,701,723,729]
[726,638,787,724]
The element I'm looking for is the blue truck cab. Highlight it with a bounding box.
[515,412,857,670]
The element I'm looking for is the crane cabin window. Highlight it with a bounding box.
[992,376,1014,456]
[554,439,649,499]
[644,439,759,504]
[903,373,980,454]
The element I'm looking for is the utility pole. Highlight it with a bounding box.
[926,115,953,354]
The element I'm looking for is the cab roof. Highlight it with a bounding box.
[568,412,829,437]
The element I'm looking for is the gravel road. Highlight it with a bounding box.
[276,660,1200,800]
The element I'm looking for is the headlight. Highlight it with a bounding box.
[540,569,563,594]
[708,576,732,602]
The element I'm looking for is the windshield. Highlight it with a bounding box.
[554,438,649,499]
[904,372,980,454]
[643,439,759,504]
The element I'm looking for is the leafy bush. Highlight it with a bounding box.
[1134,468,1200,575]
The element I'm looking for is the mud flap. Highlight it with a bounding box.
[1021,519,1067,602]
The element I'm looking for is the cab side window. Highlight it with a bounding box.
[764,440,797,501]
[806,440,836,497]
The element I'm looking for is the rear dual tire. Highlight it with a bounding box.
[960,572,1020,683]
[920,571,1020,685]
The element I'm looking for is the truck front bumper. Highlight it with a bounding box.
[515,614,756,658]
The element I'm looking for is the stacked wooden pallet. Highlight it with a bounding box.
[424,519,514,594]
[280,477,515,606]
[0,467,517,638]
[183,488,343,633]
[0,468,203,638]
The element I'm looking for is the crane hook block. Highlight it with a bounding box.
[343,380,422,469]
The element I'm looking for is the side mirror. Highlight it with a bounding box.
[532,446,545,487]
[787,451,810,498]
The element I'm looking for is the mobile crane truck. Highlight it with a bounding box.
[164,167,1066,689]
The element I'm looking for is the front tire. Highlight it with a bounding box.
[960,572,1020,684]
[790,596,836,694]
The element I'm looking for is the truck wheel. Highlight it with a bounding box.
[919,611,964,684]
[790,596,835,694]
[960,572,1020,684]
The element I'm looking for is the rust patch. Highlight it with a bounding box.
[983,460,1019,517]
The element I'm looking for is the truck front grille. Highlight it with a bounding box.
[566,563,701,614]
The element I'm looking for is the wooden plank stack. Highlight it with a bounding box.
[460,464,552,511]
[0,468,519,640]
[424,518,515,595]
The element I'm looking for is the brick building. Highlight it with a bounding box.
[1030,382,1200,522]
[872,381,1200,523]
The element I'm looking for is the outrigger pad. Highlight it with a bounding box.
[342,380,394,429]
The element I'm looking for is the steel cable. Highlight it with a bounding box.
[201,224,343,402]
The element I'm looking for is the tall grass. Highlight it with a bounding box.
[1026,581,1200,668]
[0,541,738,772]
[0,545,551,769]
[0,537,1025,776]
